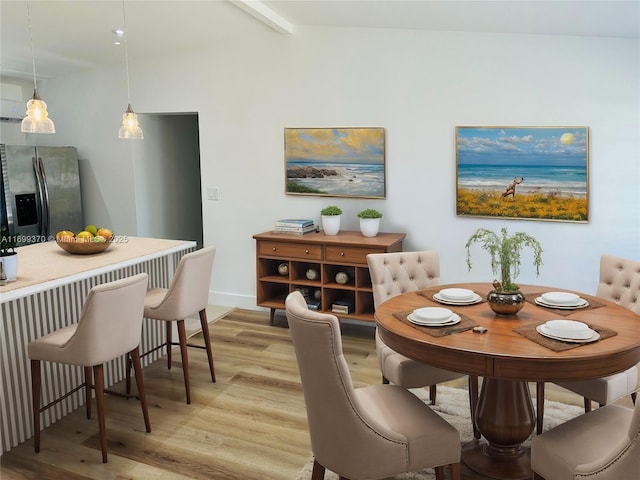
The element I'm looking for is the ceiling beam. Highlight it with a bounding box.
[230,0,294,34]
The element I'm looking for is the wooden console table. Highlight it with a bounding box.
[253,230,405,324]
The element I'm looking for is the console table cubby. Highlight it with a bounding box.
[253,230,406,324]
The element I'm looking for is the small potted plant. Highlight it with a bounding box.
[357,208,383,237]
[1,226,19,282]
[320,205,342,235]
[465,227,543,315]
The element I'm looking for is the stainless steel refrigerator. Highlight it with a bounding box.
[1,144,83,244]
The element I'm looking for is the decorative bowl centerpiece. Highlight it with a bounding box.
[55,225,114,255]
[56,239,113,255]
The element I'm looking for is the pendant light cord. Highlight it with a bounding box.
[26,0,38,93]
[122,0,132,106]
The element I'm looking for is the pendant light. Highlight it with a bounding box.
[118,0,143,139]
[21,0,55,134]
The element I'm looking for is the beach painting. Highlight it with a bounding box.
[456,126,589,222]
[285,127,386,198]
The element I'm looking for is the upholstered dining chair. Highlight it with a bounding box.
[28,273,150,463]
[536,254,640,434]
[366,251,480,438]
[134,246,216,404]
[531,395,640,479]
[285,291,461,480]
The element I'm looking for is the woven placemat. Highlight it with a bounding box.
[417,287,486,305]
[525,292,607,317]
[513,321,617,352]
[393,310,478,337]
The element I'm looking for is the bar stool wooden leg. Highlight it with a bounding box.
[129,347,151,432]
[166,322,173,370]
[93,364,108,463]
[125,356,132,395]
[177,319,191,404]
[85,367,92,419]
[199,309,216,382]
[31,359,41,453]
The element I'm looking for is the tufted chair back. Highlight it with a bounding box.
[596,255,640,315]
[367,251,440,309]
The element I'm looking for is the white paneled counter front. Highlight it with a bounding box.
[0,237,196,453]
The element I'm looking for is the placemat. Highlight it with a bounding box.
[393,310,478,337]
[525,292,607,316]
[513,321,617,352]
[417,287,486,305]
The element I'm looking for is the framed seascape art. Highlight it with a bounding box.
[456,126,589,222]
[285,127,386,198]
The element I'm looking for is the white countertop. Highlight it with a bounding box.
[0,236,196,302]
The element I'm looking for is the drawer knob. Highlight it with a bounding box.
[340,252,345,256]
[272,247,276,251]
[305,249,309,254]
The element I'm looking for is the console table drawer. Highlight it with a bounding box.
[325,246,385,264]
[258,241,322,260]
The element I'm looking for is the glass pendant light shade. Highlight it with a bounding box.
[118,104,143,139]
[21,89,55,134]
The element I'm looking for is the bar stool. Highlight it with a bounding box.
[28,273,150,463]
[134,246,216,404]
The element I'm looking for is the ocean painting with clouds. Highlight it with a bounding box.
[285,127,385,198]
[456,126,589,222]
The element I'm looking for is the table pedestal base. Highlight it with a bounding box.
[462,378,535,480]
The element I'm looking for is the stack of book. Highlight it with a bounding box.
[274,219,316,235]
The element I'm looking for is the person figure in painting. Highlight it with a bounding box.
[502,177,524,198]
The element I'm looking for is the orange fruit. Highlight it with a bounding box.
[96,228,113,240]
[56,230,75,242]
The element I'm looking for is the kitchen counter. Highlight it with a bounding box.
[1,236,192,300]
[0,236,196,453]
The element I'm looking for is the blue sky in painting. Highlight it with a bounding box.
[457,127,588,166]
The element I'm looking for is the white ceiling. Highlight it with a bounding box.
[1,0,638,81]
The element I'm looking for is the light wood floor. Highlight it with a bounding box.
[0,309,633,480]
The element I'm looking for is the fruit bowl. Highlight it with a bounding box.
[55,239,113,255]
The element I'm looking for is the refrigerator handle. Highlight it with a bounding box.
[33,156,50,239]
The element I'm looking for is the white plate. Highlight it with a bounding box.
[408,313,461,327]
[535,297,589,309]
[439,288,476,302]
[544,320,592,339]
[413,307,453,322]
[433,293,483,305]
[536,324,600,343]
[541,291,581,305]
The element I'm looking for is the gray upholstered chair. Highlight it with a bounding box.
[367,251,479,437]
[29,273,150,463]
[135,246,216,404]
[537,254,640,434]
[531,396,640,479]
[285,291,461,480]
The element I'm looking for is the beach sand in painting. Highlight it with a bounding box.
[457,188,588,221]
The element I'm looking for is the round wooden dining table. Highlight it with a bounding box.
[375,283,640,480]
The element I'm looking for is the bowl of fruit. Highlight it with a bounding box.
[55,225,114,255]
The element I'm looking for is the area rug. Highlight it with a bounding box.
[294,386,584,480]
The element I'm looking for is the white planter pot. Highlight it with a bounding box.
[322,215,341,235]
[359,218,381,237]
[0,253,18,281]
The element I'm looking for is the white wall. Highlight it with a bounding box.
[8,27,640,309]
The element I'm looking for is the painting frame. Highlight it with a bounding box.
[456,126,589,223]
[284,127,386,199]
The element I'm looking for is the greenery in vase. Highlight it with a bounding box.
[465,227,543,292]
[321,205,342,216]
[357,208,383,219]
